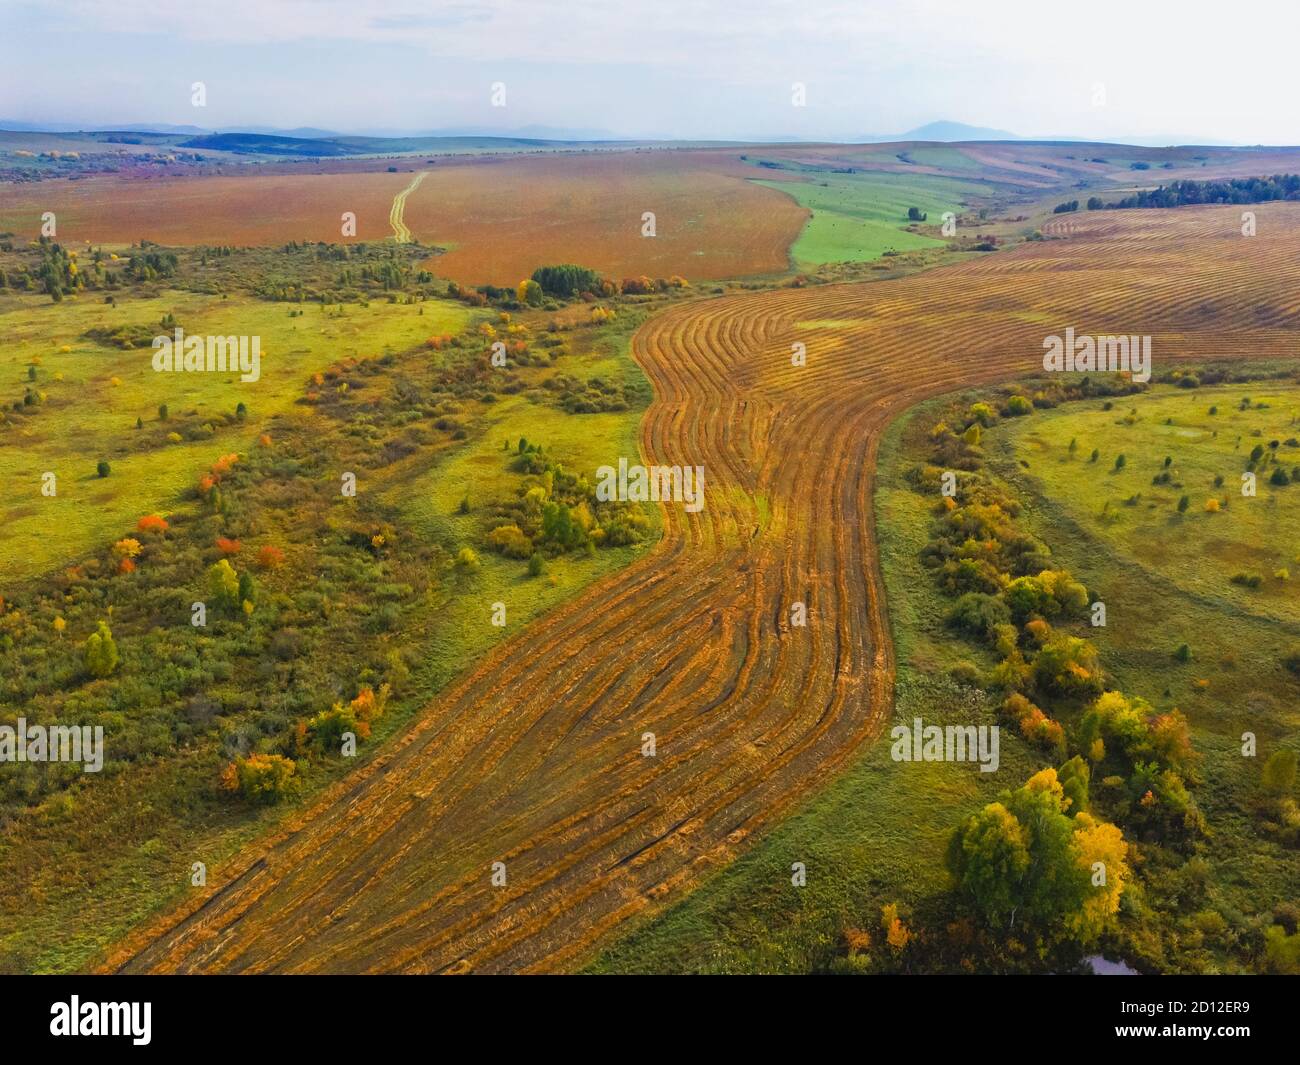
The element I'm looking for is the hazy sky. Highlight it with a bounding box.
[1,0,1294,144]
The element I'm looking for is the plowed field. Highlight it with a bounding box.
[103,202,1300,973]
[0,151,808,284]
[0,170,409,245]
[398,150,808,285]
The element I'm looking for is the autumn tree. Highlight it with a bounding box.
[219,753,296,803]
[1031,634,1104,699]
[84,620,119,677]
[1067,812,1129,942]
[207,558,241,611]
[945,801,1030,929]
[881,902,912,951]
[947,768,1127,947]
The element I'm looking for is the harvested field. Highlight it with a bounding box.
[0,170,409,245]
[398,150,809,285]
[103,202,1300,974]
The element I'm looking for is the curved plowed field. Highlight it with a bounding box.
[104,203,1300,973]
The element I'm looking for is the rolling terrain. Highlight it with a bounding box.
[102,201,1300,973]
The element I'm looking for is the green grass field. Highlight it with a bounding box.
[751,169,984,268]
[895,146,985,172]
[1,291,472,584]
[1004,381,1300,624]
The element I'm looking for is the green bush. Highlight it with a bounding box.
[83,620,118,678]
[947,592,1011,638]
[1283,647,1300,676]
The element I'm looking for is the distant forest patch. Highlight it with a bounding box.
[1098,174,1300,210]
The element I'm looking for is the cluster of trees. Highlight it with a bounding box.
[924,400,1203,838]
[1244,437,1300,486]
[0,239,88,301]
[948,764,1128,952]
[453,266,687,312]
[124,248,179,283]
[3,237,443,309]
[0,239,184,303]
[530,264,602,298]
[480,438,650,573]
[1100,173,1300,210]
[620,275,689,295]
[909,389,1218,963]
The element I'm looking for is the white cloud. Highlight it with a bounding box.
[6,0,1298,142]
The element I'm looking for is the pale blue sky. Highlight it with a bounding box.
[1,0,1294,144]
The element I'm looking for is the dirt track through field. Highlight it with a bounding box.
[389,171,428,242]
[104,203,1300,973]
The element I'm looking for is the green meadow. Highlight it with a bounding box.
[895,145,985,172]
[1,291,471,584]
[752,169,984,268]
[1003,381,1300,625]
[388,314,660,688]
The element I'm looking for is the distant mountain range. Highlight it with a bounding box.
[883,120,1241,148]
[0,120,623,141]
[0,119,1245,149]
[871,121,1022,142]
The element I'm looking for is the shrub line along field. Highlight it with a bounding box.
[99,201,1300,973]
